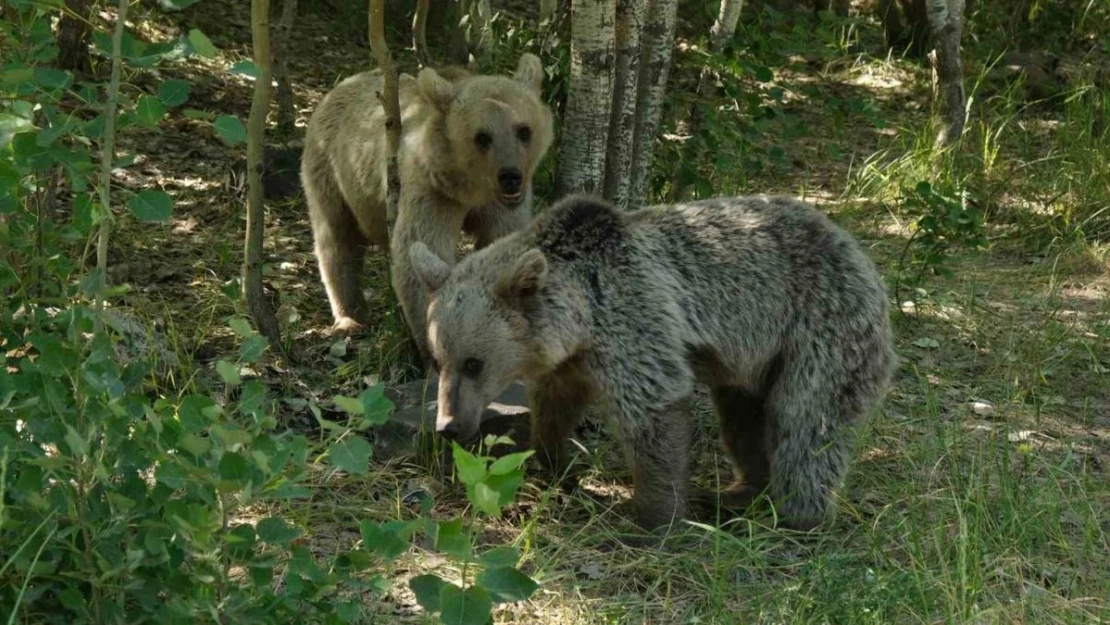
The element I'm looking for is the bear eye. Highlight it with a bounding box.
[516,125,532,143]
[474,131,493,149]
[463,357,484,378]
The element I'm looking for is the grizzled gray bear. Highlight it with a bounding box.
[408,194,896,532]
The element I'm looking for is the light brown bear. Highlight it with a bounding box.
[300,55,553,348]
[408,195,895,533]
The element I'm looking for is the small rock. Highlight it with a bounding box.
[970,400,995,416]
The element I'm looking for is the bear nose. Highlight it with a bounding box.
[498,168,523,193]
[437,418,460,441]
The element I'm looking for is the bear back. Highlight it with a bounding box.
[534,195,629,262]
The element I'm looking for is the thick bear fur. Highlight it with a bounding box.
[301,54,553,340]
[409,194,896,532]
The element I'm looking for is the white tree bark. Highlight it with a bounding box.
[555,0,615,197]
[928,0,965,147]
[602,0,647,208]
[472,0,493,54]
[627,0,677,206]
[540,0,558,22]
[709,0,743,51]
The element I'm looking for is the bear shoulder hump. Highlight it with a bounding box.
[536,195,628,261]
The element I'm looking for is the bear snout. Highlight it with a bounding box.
[435,414,476,442]
[498,168,524,204]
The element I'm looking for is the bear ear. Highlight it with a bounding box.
[416,67,455,113]
[496,248,548,303]
[512,53,544,94]
[409,242,451,292]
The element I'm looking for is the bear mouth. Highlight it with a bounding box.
[499,191,524,206]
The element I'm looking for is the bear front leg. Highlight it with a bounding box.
[313,215,371,334]
[710,385,771,511]
[623,399,693,533]
[392,269,434,368]
[528,355,595,489]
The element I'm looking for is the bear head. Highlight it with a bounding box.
[409,240,554,441]
[415,53,553,209]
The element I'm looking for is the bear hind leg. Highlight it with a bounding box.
[308,193,371,333]
[764,367,859,531]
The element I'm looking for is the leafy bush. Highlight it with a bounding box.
[1,3,536,623]
[895,181,987,292]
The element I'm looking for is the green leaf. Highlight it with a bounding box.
[332,395,363,415]
[127,190,173,221]
[485,471,525,508]
[256,517,301,544]
[229,60,260,78]
[409,575,448,613]
[34,67,71,90]
[359,385,394,426]
[63,425,88,458]
[472,482,501,516]
[476,566,538,603]
[452,442,486,486]
[439,584,492,625]
[479,546,519,569]
[219,451,250,482]
[216,360,241,385]
[434,518,471,560]
[228,316,253,338]
[178,394,217,431]
[328,437,372,475]
[157,79,192,107]
[213,114,246,145]
[488,450,534,476]
[73,194,95,234]
[135,95,166,127]
[239,335,268,362]
[187,28,218,57]
[359,520,408,561]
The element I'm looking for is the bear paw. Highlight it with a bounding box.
[330,317,367,336]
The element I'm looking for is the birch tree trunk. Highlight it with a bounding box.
[245,0,282,346]
[709,0,743,51]
[601,0,647,208]
[928,0,965,147]
[627,0,677,206]
[555,0,615,197]
[472,0,493,55]
[58,0,92,73]
[413,0,430,66]
[446,0,470,65]
[369,0,401,235]
[540,0,559,22]
[273,0,298,141]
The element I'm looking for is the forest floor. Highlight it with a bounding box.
[103,0,1109,622]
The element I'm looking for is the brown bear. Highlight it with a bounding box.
[408,194,895,533]
[300,55,553,345]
